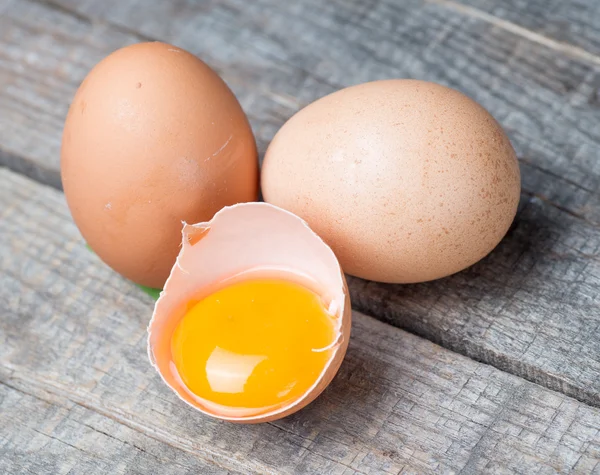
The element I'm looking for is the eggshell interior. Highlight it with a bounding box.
[148,202,350,422]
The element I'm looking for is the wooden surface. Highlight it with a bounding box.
[3,168,600,474]
[455,0,600,58]
[1,0,599,473]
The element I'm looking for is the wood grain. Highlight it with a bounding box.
[0,0,138,189]
[0,381,236,475]
[2,167,600,474]
[451,0,600,59]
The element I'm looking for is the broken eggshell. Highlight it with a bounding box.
[147,202,351,423]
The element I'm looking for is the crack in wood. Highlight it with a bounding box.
[31,427,102,458]
[428,0,600,67]
[523,191,598,228]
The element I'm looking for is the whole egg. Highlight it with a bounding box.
[61,42,258,288]
[261,80,521,283]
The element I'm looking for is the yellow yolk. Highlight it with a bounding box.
[171,279,337,411]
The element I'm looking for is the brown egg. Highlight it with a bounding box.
[61,42,258,288]
[262,80,521,283]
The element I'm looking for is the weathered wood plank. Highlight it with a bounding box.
[0,0,138,189]
[0,380,237,475]
[449,0,600,59]
[2,166,600,474]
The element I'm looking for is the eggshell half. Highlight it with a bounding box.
[262,79,521,283]
[61,42,258,288]
[148,202,351,423]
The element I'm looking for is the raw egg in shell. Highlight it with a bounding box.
[148,203,351,423]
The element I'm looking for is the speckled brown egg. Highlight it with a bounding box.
[261,80,521,283]
[61,42,258,288]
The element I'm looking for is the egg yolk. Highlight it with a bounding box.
[171,279,337,411]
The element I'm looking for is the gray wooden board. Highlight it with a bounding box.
[0,0,598,408]
[2,167,600,474]
[452,0,600,59]
[0,382,238,475]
